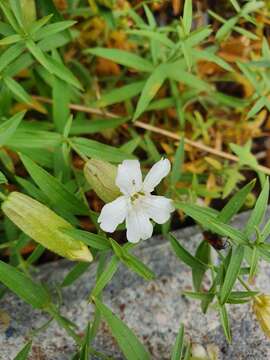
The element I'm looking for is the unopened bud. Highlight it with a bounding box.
[84,159,121,203]
[253,294,270,338]
[2,192,93,262]
[191,343,209,359]
[245,192,256,209]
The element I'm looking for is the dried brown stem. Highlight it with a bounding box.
[32,95,270,175]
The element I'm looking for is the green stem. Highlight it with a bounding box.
[48,307,82,345]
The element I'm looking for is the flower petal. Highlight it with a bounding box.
[116,160,142,195]
[126,208,153,243]
[142,158,171,193]
[98,196,128,232]
[142,195,174,224]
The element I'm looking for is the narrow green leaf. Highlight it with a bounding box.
[169,234,207,271]
[9,0,24,28]
[26,39,51,71]
[0,33,21,45]
[4,76,32,104]
[0,170,7,184]
[29,14,53,34]
[0,111,25,146]
[61,262,90,288]
[133,65,166,121]
[0,0,20,32]
[46,56,82,89]
[14,341,32,360]
[71,137,134,163]
[183,0,192,34]
[176,202,248,245]
[249,246,259,280]
[61,228,111,250]
[91,256,119,297]
[216,17,237,42]
[110,239,155,280]
[34,20,76,40]
[218,179,256,223]
[183,291,215,301]
[219,305,232,343]
[171,138,184,186]
[0,260,50,309]
[94,298,151,360]
[20,154,88,216]
[0,42,24,72]
[245,179,269,237]
[127,29,174,48]
[220,245,244,304]
[93,81,145,108]
[85,48,154,72]
[166,65,210,91]
[171,324,184,360]
[70,117,128,135]
[6,130,61,150]
[53,77,70,132]
[192,240,210,291]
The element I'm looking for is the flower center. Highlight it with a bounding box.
[130,191,145,203]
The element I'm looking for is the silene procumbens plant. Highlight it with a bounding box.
[0,0,270,358]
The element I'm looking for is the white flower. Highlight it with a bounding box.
[98,158,175,243]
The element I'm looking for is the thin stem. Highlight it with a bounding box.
[238,276,253,292]
[48,307,82,345]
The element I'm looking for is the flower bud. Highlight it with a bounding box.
[84,159,121,203]
[253,294,270,338]
[2,192,93,262]
[191,343,208,360]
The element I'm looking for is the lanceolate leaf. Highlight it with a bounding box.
[171,324,184,360]
[94,298,151,360]
[3,76,32,104]
[220,245,244,304]
[85,48,154,72]
[219,304,232,343]
[13,341,32,360]
[62,228,111,250]
[20,154,89,215]
[176,202,248,245]
[169,234,207,271]
[71,137,135,163]
[0,260,50,309]
[192,240,210,291]
[245,179,269,237]
[0,111,25,146]
[133,65,167,120]
[218,179,256,224]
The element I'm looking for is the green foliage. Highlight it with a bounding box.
[0,0,269,356]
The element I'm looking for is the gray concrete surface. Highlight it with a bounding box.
[1,209,270,359]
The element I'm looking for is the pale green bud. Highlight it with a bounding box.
[2,192,93,262]
[84,159,121,203]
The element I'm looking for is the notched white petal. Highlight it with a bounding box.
[98,196,128,232]
[116,160,142,195]
[143,158,171,193]
[126,208,153,243]
[142,195,174,224]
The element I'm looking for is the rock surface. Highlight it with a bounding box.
[1,209,270,359]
